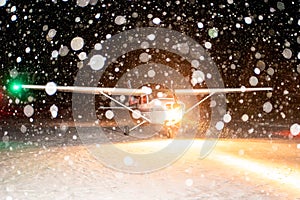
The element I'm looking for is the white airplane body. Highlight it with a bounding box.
[21,84,272,137]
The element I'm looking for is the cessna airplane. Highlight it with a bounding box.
[19,83,272,138]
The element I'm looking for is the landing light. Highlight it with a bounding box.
[165,107,184,126]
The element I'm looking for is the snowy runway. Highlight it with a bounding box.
[1,138,299,200]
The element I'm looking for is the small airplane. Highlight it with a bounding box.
[19,82,273,138]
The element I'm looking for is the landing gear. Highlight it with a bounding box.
[124,126,130,135]
[166,128,174,138]
[165,125,179,138]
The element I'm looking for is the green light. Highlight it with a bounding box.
[12,84,21,91]
[9,82,22,92]
[7,80,24,98]
[6,72,34,103]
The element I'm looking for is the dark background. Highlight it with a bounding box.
[0,0,299,137]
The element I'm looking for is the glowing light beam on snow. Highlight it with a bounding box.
[212,153,300,190]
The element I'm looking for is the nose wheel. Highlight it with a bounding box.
[165,125,179,138]
[166,128,174,138]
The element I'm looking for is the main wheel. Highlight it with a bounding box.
[124,126,130,135]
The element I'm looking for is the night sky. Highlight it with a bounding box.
[0,0,299,134]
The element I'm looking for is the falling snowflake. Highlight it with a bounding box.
[24,105,34,117]
[70,36,84,51]
[45,82,57,96]
[89,54,106,70]
[115,16,126,25]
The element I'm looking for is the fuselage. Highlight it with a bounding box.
[131,97,185,126]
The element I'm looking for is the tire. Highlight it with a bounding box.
[167,128,173,138]
[166,127,178,138]
[124,126,130,135]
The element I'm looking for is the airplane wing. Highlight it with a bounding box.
[21,84,150,96]
[22,84,272,96]
[174,87,272,95]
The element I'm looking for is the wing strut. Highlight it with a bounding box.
[129,120,148,132]
[185,93,215,114]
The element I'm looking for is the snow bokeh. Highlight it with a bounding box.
[50,104,58,118]
[45,82,57,96]
[89,55,106,70]
[70,37,84,51]
[0,0,298,173]
[290,123,300,136]
[263,102,273,113]
[191,70,205,86]
[115,16,126,25]
[23,105,34,117]
[105,110,114,119]
[0,1,299,198]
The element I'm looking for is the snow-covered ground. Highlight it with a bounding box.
[1,135,300,200]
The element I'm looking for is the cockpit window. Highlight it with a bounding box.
[139,95,148,104]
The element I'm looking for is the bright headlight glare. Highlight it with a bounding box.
[165,108,183,124]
